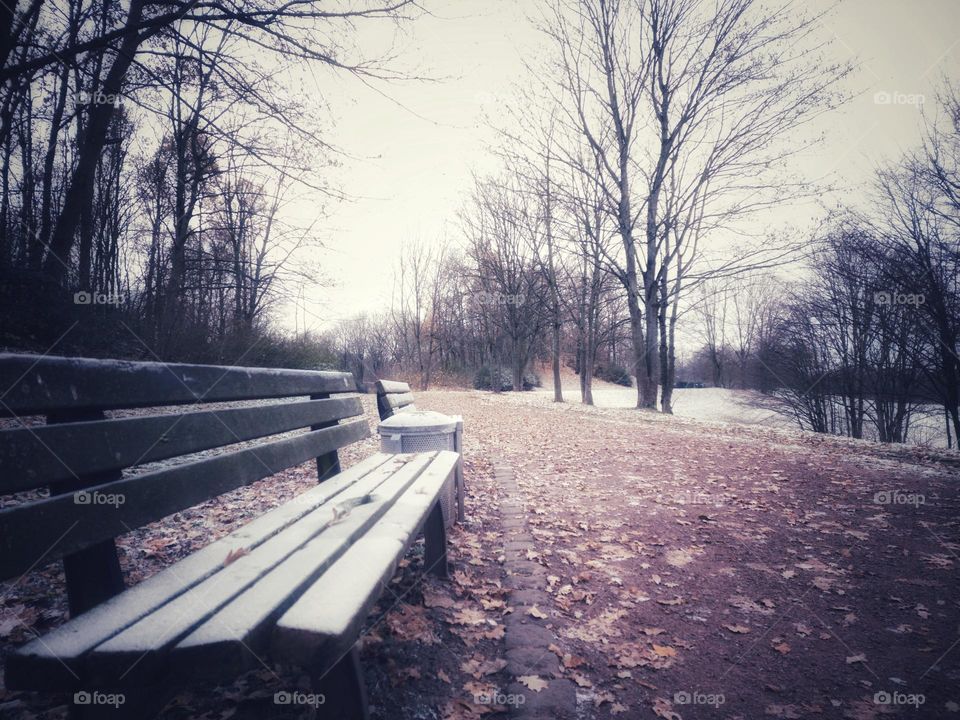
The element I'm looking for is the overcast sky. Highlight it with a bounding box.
[280,0,960,334]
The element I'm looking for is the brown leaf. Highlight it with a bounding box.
[571,673,593,688]
[483,624,505,640]
[223,547,249,566]
[423,589,456,608]
[518,675,549,692]
[652,644,678,657]
[461,656,508,679]
[451,608,488,626]
[656,596,683,606]
[652,697,682,719]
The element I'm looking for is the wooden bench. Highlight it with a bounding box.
[374,379,416,421]
[0,354,459,719]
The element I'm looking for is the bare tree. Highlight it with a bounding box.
[543,0,849,413]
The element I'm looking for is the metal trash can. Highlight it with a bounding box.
[378,410,463,527]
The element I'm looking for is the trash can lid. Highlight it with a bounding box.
[377,410,457,434]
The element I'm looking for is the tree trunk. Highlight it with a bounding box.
[43,0,146,284]
[551,319,562,401]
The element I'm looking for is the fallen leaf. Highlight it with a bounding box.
[571,673,593,688]
[452,608,488,626]
[483,624,505,640]
[652,696,682,719]
[223,547,249,566]
[652,644,677,657]
[461,656,507,679]
[518,675,549,692]
[657,597,683,606]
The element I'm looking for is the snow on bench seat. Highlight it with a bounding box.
[272,450,459,668]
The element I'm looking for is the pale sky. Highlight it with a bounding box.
[279,0,960,334]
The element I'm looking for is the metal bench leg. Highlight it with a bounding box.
[311,393,342,482]
[424,501,448,579]
[313,646,369,720]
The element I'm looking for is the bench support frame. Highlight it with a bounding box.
[313,646,369,720]
[48,409,125,616]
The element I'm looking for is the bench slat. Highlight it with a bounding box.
[273,451,458,668]
[0,421,370,580]
[384,393,415,410]
[0,397,363,492]
[4,453,398,691]
[0,354,354,416]
[86,454,436,684]
[374,380,411,395]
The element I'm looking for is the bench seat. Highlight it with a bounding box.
[6,450,457,696]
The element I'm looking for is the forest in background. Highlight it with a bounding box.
[1,1,958,448]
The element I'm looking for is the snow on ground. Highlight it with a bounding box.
[533,379,789,428]
[530,373,952,448]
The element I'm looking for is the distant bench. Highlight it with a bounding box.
[375,379,416,420]
[0,354,460,719]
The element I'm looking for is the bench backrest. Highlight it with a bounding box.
[375,379,416,420]
[0,353,368,613]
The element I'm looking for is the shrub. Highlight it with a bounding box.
[522,371,542,390]
[474,366,543,391]
[595,363,633,387]
[473,366,513,391]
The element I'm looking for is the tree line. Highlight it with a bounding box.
[0,0,415,361]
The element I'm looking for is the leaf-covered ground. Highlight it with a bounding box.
[2,389,959,719]
[420,389,960,720]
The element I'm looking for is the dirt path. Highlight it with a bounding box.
[2,390,958,720]
[422,390,960,720]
